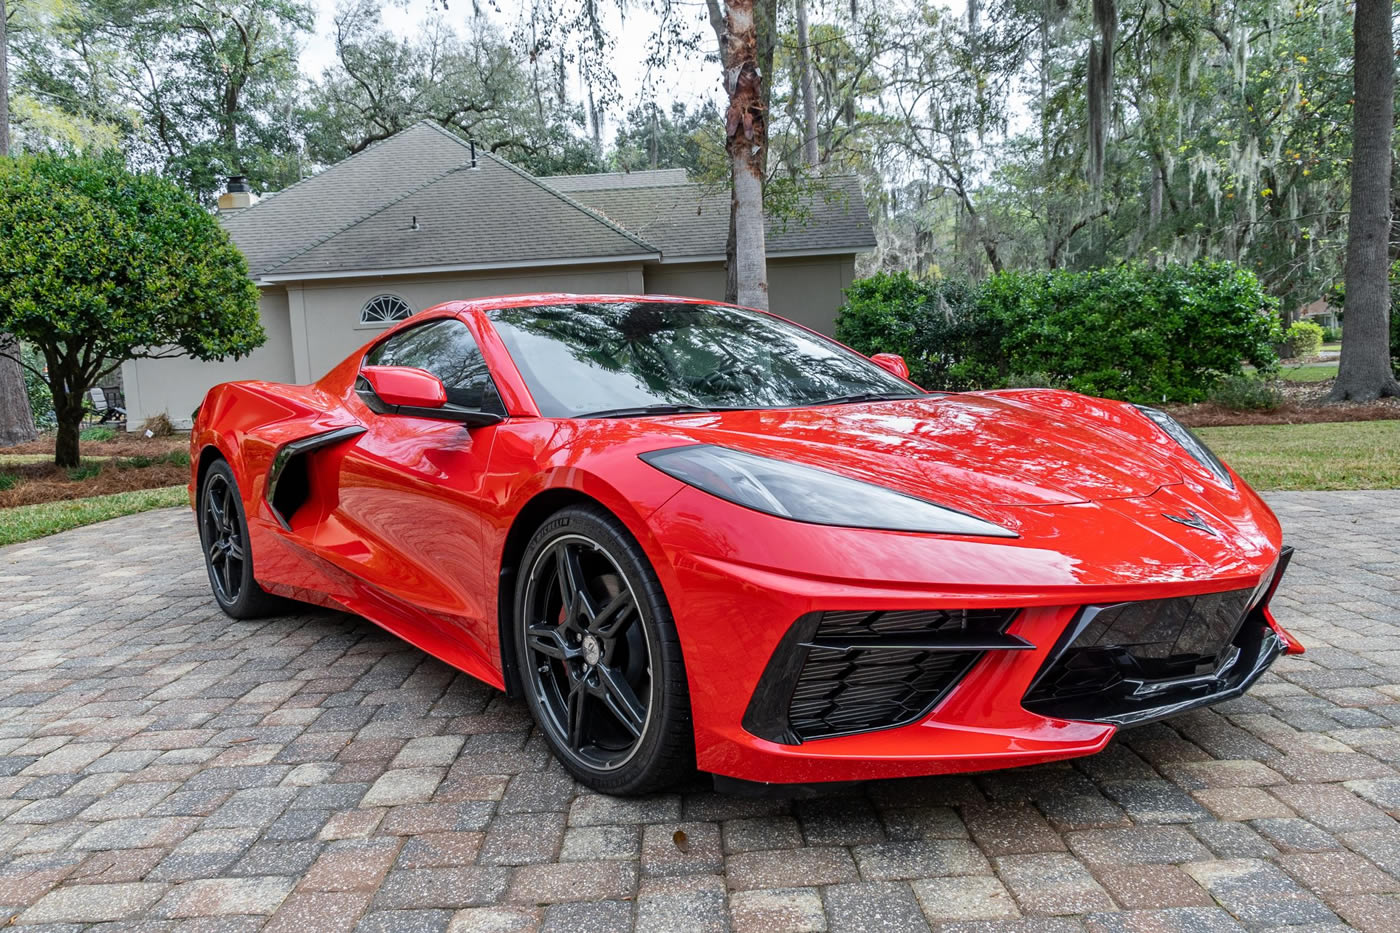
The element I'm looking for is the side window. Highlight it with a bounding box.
[364,318,504,413]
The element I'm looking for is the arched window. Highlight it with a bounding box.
[360,294,414,326]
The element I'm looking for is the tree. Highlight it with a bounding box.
[0,154,264,466]
[609,101,721,177]
[12,0,312,202]
[301,1,602,176]
[1329,0,1399,401]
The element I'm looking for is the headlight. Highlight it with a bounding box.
[640,444,1017,537]
[1135,405,1234,489]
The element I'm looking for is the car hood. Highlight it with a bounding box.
[643,390,1189,509]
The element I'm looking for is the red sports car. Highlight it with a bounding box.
[189,294,1302,794]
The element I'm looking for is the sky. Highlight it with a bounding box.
[299,0,725,139]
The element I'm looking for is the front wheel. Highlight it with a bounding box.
[199,460,283,619]
[514,504,694,794]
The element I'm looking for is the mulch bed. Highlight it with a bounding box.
[1168,377,1400,427]
[1,434,190,508]
[2,433,186,459]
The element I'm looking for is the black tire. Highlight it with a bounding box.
[514,504,694,794]
[198,460,284,619]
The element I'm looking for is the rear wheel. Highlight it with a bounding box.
[514,505,693,794]
[199,460,283,619]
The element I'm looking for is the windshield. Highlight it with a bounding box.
[487,301,921,418]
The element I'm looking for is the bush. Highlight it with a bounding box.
[835,272,989,388]
[837,261,1281,403]
[1208,375,1285,411]
[1321,326,1342,343]
[1284,321,1325,359]
[979,262,1281,403]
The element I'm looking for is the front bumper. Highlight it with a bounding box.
[649,487,1297,785]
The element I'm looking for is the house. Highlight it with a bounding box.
[120,121,877,429]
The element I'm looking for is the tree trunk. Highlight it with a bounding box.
[1330,0,1400,401]
[48,366,85,468]
[721,0,769,310]
[1,0,9,156]
[0,29,37,449]
[54,410,81,469]
[796,0,819,166]
[0,337,37,447]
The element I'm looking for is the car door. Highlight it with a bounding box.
[315,317,507,676]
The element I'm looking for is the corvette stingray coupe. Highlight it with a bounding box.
[190,294,1302,794]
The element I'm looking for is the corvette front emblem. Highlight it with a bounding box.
[1162,509,1219,536]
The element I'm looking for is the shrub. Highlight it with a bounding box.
[978,262,1281,403]
[1284,321,1325,359]
[1321,326,1342,343]
[835,272,989,388]
[837,261,1280,403]
[1208,375,1285,411]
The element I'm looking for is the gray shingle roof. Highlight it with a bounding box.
[546,169,689,191]
[221,121,874,280]
[263,149,659,279]
[221,123,476,275]
[560,176,877,260]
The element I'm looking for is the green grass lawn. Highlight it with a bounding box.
[0,485,187,547]
[1279,363,1338,383]
[1198,421,1400,491]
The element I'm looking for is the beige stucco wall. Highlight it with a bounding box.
[122,287,295,431]
[290,264,646,380]
[120,254,855,430]
[643,254,857,335]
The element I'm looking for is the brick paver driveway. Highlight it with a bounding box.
[2,492,1400,932]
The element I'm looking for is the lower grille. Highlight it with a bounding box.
[1023,549,1292,726]
[743,608,1027,744]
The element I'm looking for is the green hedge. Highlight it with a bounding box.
[836,262,1281,403]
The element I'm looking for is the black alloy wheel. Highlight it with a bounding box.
[199,460,282,619]
[515,505,693,794]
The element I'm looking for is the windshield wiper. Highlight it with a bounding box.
[576,404,744,419]
[815,392,929,406]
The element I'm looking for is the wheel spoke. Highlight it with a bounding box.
[208,541,225,566]
[594,665,646,739]
[589,591,635,639]
[208,491,226,531]
[556,544,599,629]
[220,552,235,596]
[565,677,589,750]
[221,487,236,534]
[527,623,581,661]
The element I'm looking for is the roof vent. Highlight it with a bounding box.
[469,141,478,170]
[217,175,258,212]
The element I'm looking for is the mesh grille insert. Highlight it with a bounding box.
[782,608,1021,741]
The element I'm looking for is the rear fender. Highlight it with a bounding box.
[191,380,363,527]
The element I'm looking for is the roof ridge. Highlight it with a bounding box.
[258,158,480,276]
[392,121,661,254]
[475,149,661,254]
[222,124,446,228]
